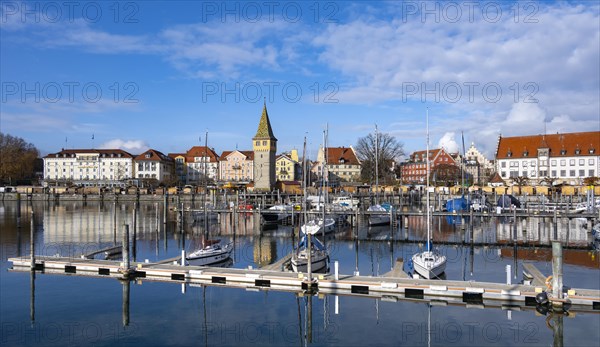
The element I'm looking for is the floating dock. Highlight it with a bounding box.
[8,255,600,314]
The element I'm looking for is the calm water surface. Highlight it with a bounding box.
[1,201,599,346]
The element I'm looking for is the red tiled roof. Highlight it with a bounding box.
[326,147,360,165]
[168,153,186,159]
[134,149,174,162]
[496,132,600,159]
[219,150,254,161]
[185,146,219,162]
[44,148,134,159]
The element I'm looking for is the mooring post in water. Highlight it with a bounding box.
[30,211,35,270]
[113,200,117,236]
[181,249,186,266]
[122,224,130,272]
[505,264,511,285]
[552,241,563,307]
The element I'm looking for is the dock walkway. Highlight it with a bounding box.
[9,255,600,314]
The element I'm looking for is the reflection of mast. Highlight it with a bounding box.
[547,314,563,347]
[296,297,303,347]
[203,286,208,347]
[307,295,313,344]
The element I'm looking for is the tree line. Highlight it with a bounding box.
[0,133,39,185]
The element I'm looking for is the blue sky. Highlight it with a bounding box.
[1,1,599,159]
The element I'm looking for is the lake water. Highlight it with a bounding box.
[1,201,599,346]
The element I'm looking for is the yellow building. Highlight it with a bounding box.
[276,149,299,182]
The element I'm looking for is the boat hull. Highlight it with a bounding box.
[186,243,233,266]
[412,252,446,279]
[368,215,390,226]
[291,253,329,273]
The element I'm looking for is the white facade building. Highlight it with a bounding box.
[43,149,134,186]
[495,132,599,185]
[134,149,174,182]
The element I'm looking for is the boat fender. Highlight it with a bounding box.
[545,276,553,290]
[535,291,549,305]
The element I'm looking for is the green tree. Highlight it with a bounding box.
[0,133,39,184]
[355,131,404,185]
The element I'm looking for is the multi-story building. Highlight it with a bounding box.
[464,143,494,185]
[168,153,187,185]
[276,150,300,182]
[43,149,134,186]
[253,103,277,191]
[495,131,599,184]
[400,148,457,185]
[133,149,174,183]
[185,146,220,184]
[219,150,254,182]
[312,146,361,184]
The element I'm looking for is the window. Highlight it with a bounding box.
[590,159,595,165]
[262,141,267,146]
[523,151,529,157]
[551,160,556,166]
[589,148,596,154]
[560,160,566,166]
[590,170,595,177]
[539,170,546,177]
[541,160,547,166]
[510,171,518,178]
[570,170,575,177]
[579,159,585,165]
[579,170,585,176]
[560,170,566,176]
[569,159,575,166]
[551,170,557,177]
[560,149,567,155]
[531,161,536,166]
[575,149,581,155]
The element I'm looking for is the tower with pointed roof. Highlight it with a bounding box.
[253,102,277,191]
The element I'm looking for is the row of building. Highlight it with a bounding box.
[42,103,599,189]
[42,104,362,190]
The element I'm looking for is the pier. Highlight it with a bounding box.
[8,254,600,314]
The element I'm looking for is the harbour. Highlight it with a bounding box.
[1,199,599,346]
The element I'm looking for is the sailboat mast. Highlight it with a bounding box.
[322,129,326,240]
[426,109,431,249]
[375,124,379,204]
[204,131,209,233]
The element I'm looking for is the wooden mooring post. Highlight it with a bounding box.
[121,224,130,276]
[552,241,563,310]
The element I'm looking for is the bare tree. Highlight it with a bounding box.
[355,131,404,185]
[583,176,599,186]
[0,133,39,184]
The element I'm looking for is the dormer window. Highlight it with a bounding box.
[523,151,528,157]
[590,148,596,154]
[145,153,151,158]
[575,148,581,155]
[560,149,567,155]
[507,151,512,157]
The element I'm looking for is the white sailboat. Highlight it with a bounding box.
[292,136,329,273]
[368,124,391,226]
[412,109,446,279]
[187,130,233,266]
[291,225,329,273]
[186,239,233,265]
[302,127,336,235]
[262,204,292,224]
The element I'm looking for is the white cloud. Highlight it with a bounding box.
[99,139,149,154]
[437,132,459,154]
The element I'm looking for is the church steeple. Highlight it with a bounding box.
[252,102,277,191]
[254,101,277,140]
